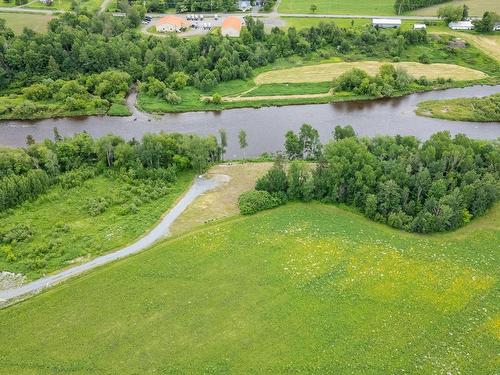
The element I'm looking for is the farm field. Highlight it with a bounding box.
[283,17,370,30]
[278,0,395,15]
[254,61,488,84]
[0,202,498,373]
[416,93,500,121]
[411,0,500,16]
[0,12,53,33]
[0,171,195,280]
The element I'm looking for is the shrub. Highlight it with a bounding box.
[85,197,109,216]
[163,89,182,105]
[212,93,222,104]
[58,167,96,189]
[0,244,16,262]
[419,54,430,64]
[2,223,33,244]
[238,190,282,215]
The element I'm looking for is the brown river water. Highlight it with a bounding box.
[0,85,499,158]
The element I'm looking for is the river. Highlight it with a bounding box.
[1,85,499,158]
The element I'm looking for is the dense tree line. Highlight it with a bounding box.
[0,13,429,94]
[245,126,499,233]
[0,131,220,212]
[394,0,451,15]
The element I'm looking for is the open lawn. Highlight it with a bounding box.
[416,93,500,121]
[0,202,498,373]
[283,17,370,30]
[0,171,195,280]
[0,12,53,33]
[255,61,488,84]
[279,0,395,15]
[411,0,500,16]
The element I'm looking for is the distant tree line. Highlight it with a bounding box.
[0,131,221,212]
[242,125,499,233]
[394,0,451,15]
[0,13,430,94]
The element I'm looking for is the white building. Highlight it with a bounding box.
[413,23,427,30]
[372,19,402,28]
[448,21,474,30]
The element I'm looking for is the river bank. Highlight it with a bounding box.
[416,93,500,122]
[1,84,499,157]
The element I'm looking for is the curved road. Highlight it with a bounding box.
[0,175,221,306]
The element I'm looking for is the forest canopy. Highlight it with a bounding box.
[245,126,500,233]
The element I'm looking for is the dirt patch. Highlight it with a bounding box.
[254,61,487,85]
[0,271,26,290]
[224,90,333,102]
[170,162,272,235]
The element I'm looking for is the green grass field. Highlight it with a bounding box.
[0,172,195,279]
[0,12,54,33]
[242,82,331,96]
[416,93,500,121]
[283,17,370,30]
[0,202,498,373]
[411,0,500,16]
[279,0,395,15]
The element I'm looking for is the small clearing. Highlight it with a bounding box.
[255,61,488,85]
[170,163,272,235]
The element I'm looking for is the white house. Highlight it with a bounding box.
[238,0,252,11]
[372,19,401,28]
[413,23,427,30]
[448,21,474,30]
[221,16,242,37]
[156,15,191,33]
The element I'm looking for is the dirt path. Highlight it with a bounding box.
[223,90,333,102]
[0,175,222,306]
[170,163,272,236]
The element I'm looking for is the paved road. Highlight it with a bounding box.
[0,175,221,306]
[0,6,61,14]
[0,4,440,21]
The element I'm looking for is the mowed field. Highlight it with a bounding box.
[0,12,53,33]
[0,203,498,373]
[279,0,395,15]
[254,61,488,84]
[411,0,500,16]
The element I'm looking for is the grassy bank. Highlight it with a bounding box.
[0,171,195,280]
[416,93,500,122]
[0,202,498,373]
[138,76,498,113]
[0,94,131,120]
